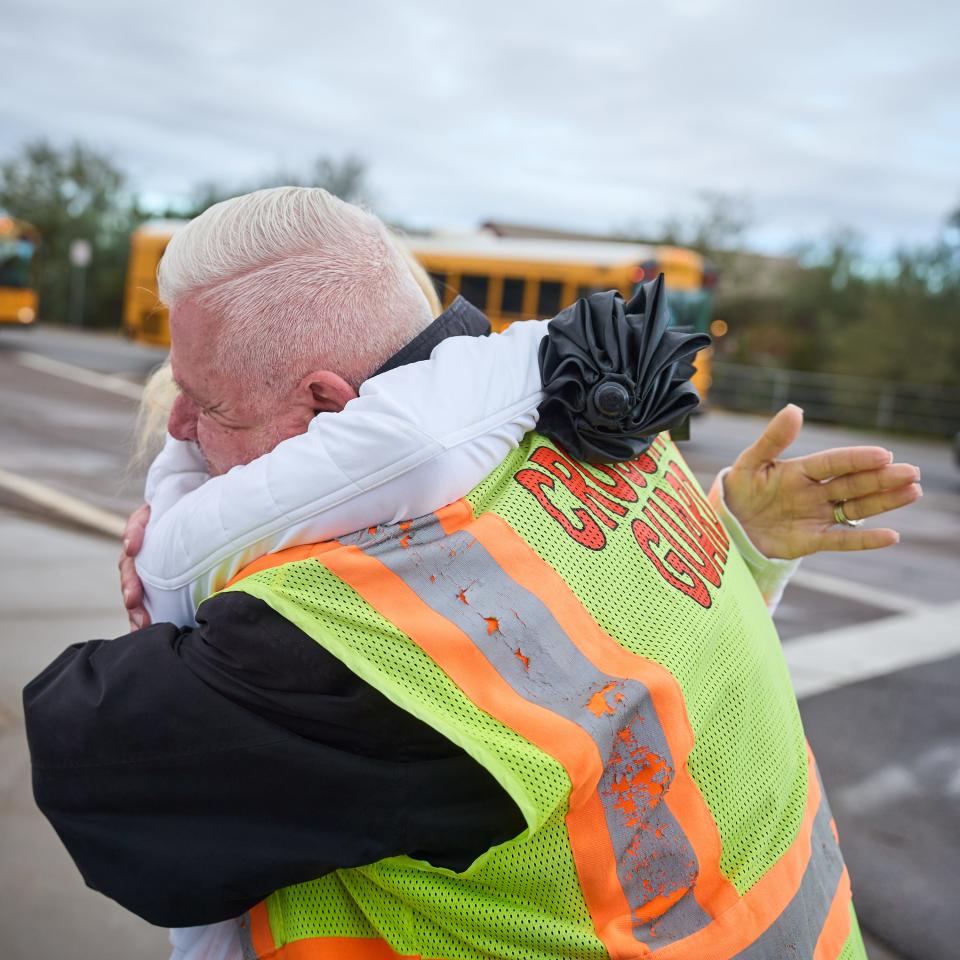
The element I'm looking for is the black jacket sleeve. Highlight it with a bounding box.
[23,591,524,927]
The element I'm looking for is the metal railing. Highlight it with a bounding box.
[710,362,960,437]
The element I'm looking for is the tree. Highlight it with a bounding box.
[658,191,753,261]
[179,154,370,219]
[0,140,142,326]
[721,218,960,392]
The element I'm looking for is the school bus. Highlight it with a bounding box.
[124,225,716,396]
[0,214,39,325]
[123,220,187,346]
[404,234,716,397]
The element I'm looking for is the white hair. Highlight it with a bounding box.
[157,186,434,392]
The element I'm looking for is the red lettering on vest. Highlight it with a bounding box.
[630,518,713,608]
[513,445,728,608]
[663,463,730,553]
[581,463,640,504]
[529,448,628,528]
[612,454,659,489]
[645,499,721,589]
[514,468,608,550]
[648,492,725,587]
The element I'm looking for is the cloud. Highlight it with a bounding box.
[4,0,958,251]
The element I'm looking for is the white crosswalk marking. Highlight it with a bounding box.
[0,468,126,538]
[786,602,960,699]
[16,352,145,401]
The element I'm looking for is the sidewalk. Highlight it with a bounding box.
[0,507,169,959]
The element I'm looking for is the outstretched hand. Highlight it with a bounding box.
[722,405,922,560]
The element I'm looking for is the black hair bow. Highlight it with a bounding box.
[537,275,711,463]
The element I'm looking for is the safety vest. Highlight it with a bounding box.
[226,433,866,960]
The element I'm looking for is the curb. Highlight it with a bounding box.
[0,468,125,539]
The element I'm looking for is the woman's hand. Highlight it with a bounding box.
[723,405,922,560]
[119,504,151,630]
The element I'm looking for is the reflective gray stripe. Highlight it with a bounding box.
[237,913,259,960]
[342,515,710,946]
[732,788,845,960]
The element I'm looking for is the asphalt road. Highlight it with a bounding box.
[1,323,958,960]
[0,324,165,515]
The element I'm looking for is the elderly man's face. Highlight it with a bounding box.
[166,300,320,476]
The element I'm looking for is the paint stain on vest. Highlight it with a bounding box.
[586,680,626,718]
[603,721,698,929]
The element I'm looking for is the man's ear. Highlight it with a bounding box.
[301,371,359,413]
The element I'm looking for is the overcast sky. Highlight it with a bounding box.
[4,0,958,252]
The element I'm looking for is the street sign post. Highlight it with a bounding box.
[68,239,92,327]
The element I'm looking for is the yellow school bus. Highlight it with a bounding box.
[124,225,716,397]
[0,215,39,325]
[405,234,716,398]
[123,220,187,346]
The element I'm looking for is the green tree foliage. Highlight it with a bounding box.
[720,223,960,389]
[0,140,142,326]
[0,143,370,326]
[177,154,369,219]
[658,191,753,263]
[649,192,960,390]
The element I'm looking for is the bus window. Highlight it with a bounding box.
[537,280,562,317]
[0,216,39,325]
[0,241,33,288]
[460,274,489,310]
[664,288,712,332]
[427,272,448,301]
[500,277,525,314]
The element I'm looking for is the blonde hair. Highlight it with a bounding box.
[135,211,442,463]
[134,361,180,464]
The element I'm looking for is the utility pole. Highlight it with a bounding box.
[68,239,92,327]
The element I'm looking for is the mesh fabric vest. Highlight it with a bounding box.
[227,433,866,960]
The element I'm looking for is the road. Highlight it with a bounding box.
[1,324,958,960]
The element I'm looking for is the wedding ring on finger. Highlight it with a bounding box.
[832,500,864,527]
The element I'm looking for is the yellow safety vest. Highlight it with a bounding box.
[226,433,866,960]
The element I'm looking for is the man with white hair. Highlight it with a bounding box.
[160,186,441,476]
[25,188,920,960]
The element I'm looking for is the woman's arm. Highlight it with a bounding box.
[710,470,799,612]
[137,320,550,626]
